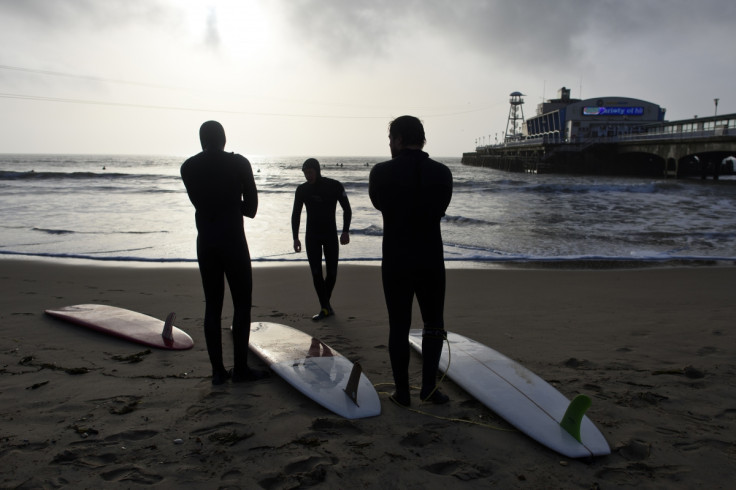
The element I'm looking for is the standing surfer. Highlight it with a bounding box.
[369,115,453,406]
[181,120,267,385]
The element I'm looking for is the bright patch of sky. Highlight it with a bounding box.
[0,0,733,156]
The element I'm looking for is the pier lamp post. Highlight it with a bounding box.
[714,98,719,116]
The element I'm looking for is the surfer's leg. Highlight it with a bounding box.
[418,328,449,403]
[225,239,268,382]
[322,234,339,312]
[416,266,449,404]
[383,264,413,405]
[225,239,252,373]
[197,239,228,383]
[306,234,329,317]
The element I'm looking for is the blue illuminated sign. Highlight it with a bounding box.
[583,107,644,116]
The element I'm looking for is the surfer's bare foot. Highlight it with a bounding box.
[212,369,232,385]
[232,367,269,382]
[420,388,450,404]
[389,390,411,407]
[311,308,331,321]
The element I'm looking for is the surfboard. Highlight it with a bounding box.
[45,304,194,350]
[248,322,381,419]
[408,329,610,458]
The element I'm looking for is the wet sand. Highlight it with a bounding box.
[1,259,734,488]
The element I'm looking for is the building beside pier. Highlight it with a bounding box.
[524,87,665,143]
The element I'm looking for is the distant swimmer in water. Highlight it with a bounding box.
[291,158,352,321]
[181,120,268,385]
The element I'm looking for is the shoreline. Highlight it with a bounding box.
[1,260,734,487]
[2,253,735,271]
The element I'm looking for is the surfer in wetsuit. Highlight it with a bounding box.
[369,115,453,407]
[181,120,267,385]
[291,158,352,320]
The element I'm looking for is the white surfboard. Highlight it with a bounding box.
[408,329,610,458]
[248,322,381,419]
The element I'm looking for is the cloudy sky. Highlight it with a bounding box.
[0,0,734,157]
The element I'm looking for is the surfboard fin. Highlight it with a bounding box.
[560,394,591,443]
[162,312,176,343]
[343,362,362,407]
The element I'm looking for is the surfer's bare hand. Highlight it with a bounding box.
[293,239,302,253]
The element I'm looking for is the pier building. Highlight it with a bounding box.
[524,87,665,143]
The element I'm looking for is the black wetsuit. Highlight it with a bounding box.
[181,149,257,377]
[369,149,453,397]
[291,176,352,311]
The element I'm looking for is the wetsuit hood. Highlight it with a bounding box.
[302,158,322,178]
[200,120,226,151]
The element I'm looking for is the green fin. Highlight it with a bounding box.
[560,394,592,443]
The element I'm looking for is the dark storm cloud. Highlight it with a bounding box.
[280,0,590,65]
[280,0,735,69]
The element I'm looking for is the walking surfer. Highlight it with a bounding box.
[291,158,352,320]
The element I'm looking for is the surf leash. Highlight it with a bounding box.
[375,338,516,432]
[374,384,514,431]
[416,334,452,406]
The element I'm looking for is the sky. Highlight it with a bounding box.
[0,0,734,157]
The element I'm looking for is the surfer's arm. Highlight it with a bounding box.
[180,162,197,208]
[436,166,453,218]
[239,157,258,219]
[338,187,352,235]
[368,166,382,211]
[291,190,304,241]
[443,168,453,213]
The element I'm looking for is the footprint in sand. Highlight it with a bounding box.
[284,455,337,474]
[617,439,651,460]
[310,417,363,436]
[101,466,163,484]
[103,429,158,443]
[400,429,441,447]
[423,460,492,481]
[697,346,717,355]
[258,455,335,489]
[715,408,736,421]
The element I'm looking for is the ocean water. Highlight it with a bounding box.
[1,153,735,267]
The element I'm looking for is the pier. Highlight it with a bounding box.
[463,88,736,178]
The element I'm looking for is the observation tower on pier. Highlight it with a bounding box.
[505,91,526,142]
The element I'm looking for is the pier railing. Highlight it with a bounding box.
[476,127,732,153]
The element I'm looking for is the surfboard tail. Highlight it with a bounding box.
[343,362,362,407]
[162,312,176,343]
[560,394,592,443]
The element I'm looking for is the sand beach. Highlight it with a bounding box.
[1,259,734,488]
